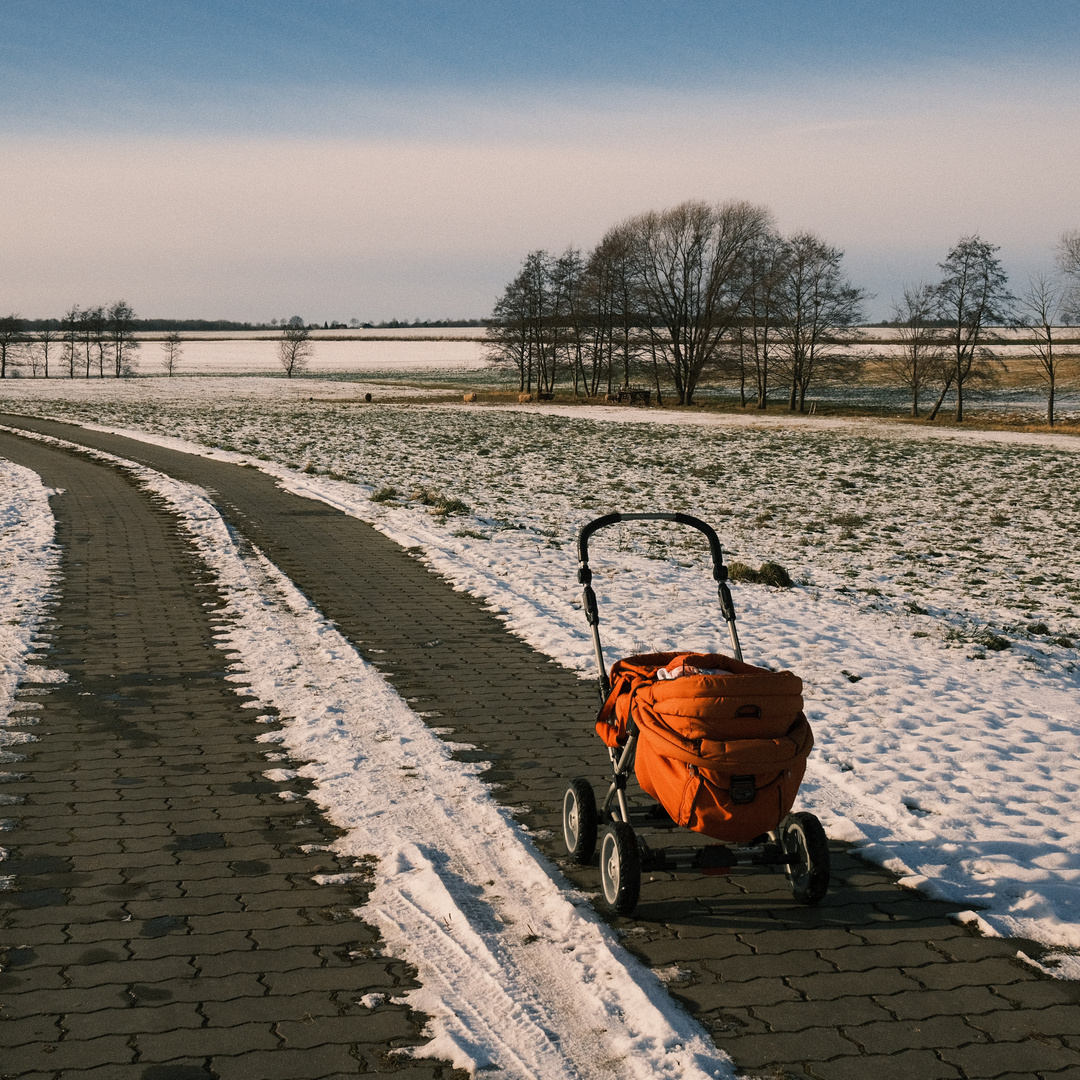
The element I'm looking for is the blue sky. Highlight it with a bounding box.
[2,1,1078,320]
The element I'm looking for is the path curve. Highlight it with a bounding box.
[0,430,463,1079]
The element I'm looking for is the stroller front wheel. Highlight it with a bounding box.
[563,778,598,864]
[600,821,641,915]
[782,812,830,905]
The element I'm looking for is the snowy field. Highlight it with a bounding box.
[12,328,1077,412]
[130,335,488,377]
[2,377,1080,1067]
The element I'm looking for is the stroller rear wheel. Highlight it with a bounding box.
[600,821,641,915]
[562,778,598,864]
[782,812,830,905]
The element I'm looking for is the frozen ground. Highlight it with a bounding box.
[0,374,457,408]
[2,383,1080,985]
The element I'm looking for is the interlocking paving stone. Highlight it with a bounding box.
[846,1014,989,1053]
[3,414,1080,1079]
[970,1004,1080,1041]
[941,1037,1080,1076]
[810,1048,963,1080]
[881,985,1013,1020]
[0,432,462,1078]
[752,995,894,1031]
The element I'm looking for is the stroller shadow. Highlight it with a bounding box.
[624,839,970,936]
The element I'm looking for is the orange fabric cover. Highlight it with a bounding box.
[595,652,813,843]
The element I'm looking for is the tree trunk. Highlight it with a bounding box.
[927,376,953,421]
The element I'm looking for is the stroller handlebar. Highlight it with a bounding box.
[577,513,743,699]
[578,512,726,580]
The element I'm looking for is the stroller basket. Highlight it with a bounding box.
[595,651,813,845]
[563,512,829,915]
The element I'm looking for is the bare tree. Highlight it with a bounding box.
[161,330,184,376]
[486,272,533,392]
[1058,229,1080,321]
[576,242,618,396]
[108,300,139,377]
[34,326,58,378]
[1017,271,1067,426]
[278,317,313,377]
[77,305,106,378]
[576,225,645,396]
[773,232,866,413]
[486,250,572,395]
[931,236,1014,422]
[884,284,946,417]
[623,199,774,405]
[743,230,787,409]
[0,315,26,378]
[549,247,583,396]
[61,306,80,378]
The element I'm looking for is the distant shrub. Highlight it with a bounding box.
[758,562,794,589]
[829,512,867,527]
[727,561,793,588]
[727,561,759,584]
[435,497,470,517]
[370,486,399,503]
[976,629,1011,652]
[410,487,470,516]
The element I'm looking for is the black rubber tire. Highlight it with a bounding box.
[599,821,641,915]
[562,778,598,864]
[782,812,830,905]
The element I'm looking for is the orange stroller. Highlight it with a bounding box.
[562,513,830,915]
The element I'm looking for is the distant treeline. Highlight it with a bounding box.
[17,317,488,332]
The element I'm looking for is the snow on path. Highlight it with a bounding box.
[0,426,733,1079]
[0,459,63,836]
[11,412,1080,977]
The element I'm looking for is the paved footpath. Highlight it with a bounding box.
[3,414,1080,1080]
[0,431,464,1080]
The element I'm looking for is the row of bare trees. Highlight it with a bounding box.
[487,200,866,409]
[0,309,315,380]
[885,232,1080,425]
[489,202,1080,424]
[0,302,141,379]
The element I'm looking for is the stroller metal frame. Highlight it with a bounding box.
[564,512,830,915]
